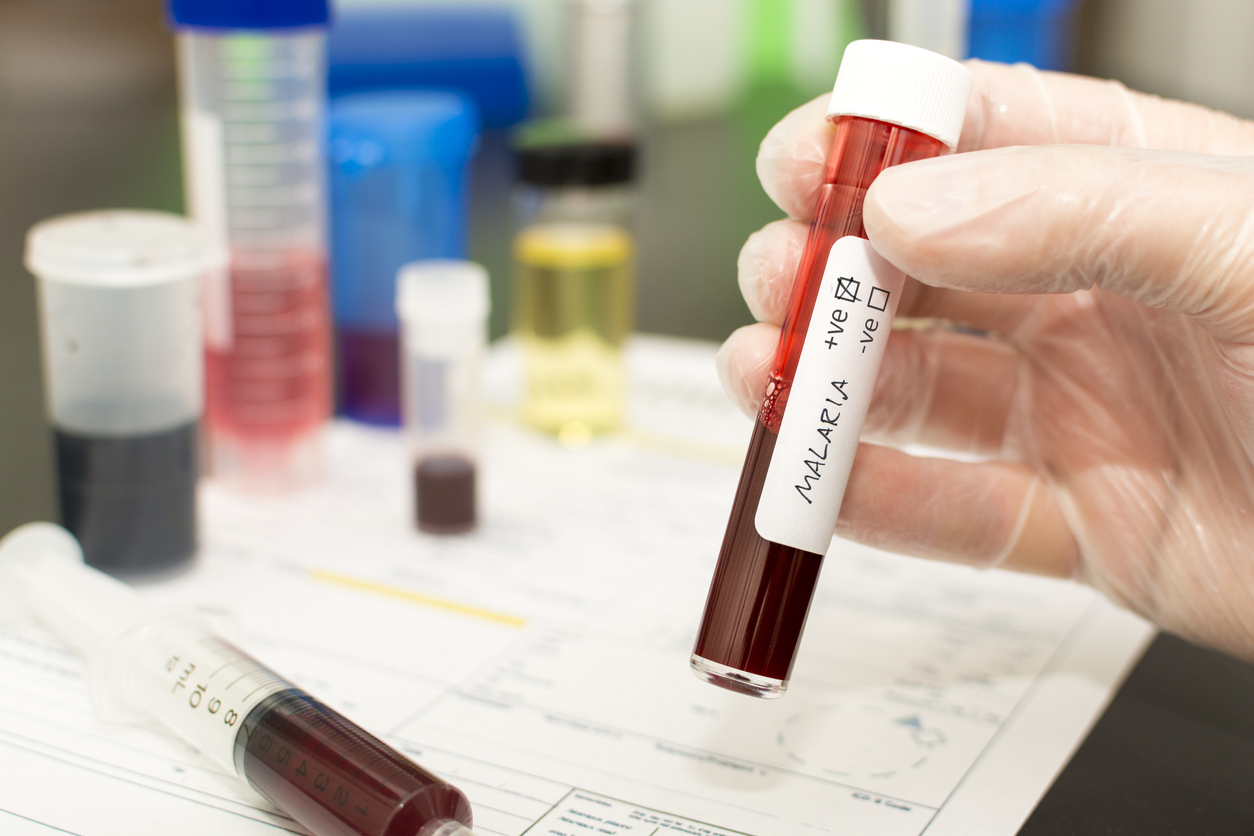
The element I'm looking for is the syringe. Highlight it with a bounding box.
[0,523,477,836]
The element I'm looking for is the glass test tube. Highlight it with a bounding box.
[170,0,333,491]
[397,261,490,534]
[24,210,223,576]
[691,41,973,698]
[512,141,636,442]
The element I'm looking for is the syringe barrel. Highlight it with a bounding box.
[0,523,479,836]
[94,616,479,835]
[0,524,267,760]
[94,616,287,773]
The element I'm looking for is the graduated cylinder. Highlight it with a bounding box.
[171,0,333,490]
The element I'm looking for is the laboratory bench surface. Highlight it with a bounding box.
[1022,632,1254,835]
[2,5,1253,822]
[2,340,1254,834]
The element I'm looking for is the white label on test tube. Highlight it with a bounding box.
[118,619,288,774]
[755,236,905,555]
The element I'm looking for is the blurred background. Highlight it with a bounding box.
[2,0,1251,534]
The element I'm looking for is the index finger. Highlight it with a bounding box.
[758,60,1254,221]
[961,59,1254,155]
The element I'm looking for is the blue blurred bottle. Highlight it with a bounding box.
[330,92,479,425]
[327,6,529,129]
[968,0,1080,71]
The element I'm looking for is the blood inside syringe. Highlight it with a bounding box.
[236,689,471,836]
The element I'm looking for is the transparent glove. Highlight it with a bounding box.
[721,59,1254,661]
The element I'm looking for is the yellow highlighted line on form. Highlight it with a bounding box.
[310,570,528,628]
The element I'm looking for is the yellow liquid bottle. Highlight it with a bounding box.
[513,222,633,441]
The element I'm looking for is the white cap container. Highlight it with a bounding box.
[397,259,490,357]
[827,39,973,149]
[25,210,225,436]
[25,210,225,575]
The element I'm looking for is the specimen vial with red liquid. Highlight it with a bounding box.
[170,0,334,491]
[397,261,490,534]
[691,41,974,698]
[24,211,224,577]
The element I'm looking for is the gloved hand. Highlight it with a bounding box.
[721,59,1254,661]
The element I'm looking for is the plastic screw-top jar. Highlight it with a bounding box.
[24,210,225,576]
[168,0,333,491]
[512,140,636,442]
[330,91,480,426]
[396,260,490,535]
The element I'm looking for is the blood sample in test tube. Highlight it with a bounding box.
[691,41,974,698]
[169,0,334,491]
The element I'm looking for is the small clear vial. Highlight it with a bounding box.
[512,140,636,442]
[691,41,973,698]
[396,260,490,534]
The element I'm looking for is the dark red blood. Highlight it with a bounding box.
[236,690,472,836]
[693,117,945,688]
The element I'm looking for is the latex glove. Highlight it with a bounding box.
[722,59,1254,661]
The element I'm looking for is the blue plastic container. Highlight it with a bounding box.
[328,6,529,129]
[330,91,480,426]
[968,0,1079,71]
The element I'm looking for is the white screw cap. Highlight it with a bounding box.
[396,259,490,358]
[827,40,974,149]
[396,259,490,325]
[25,210,225,287]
